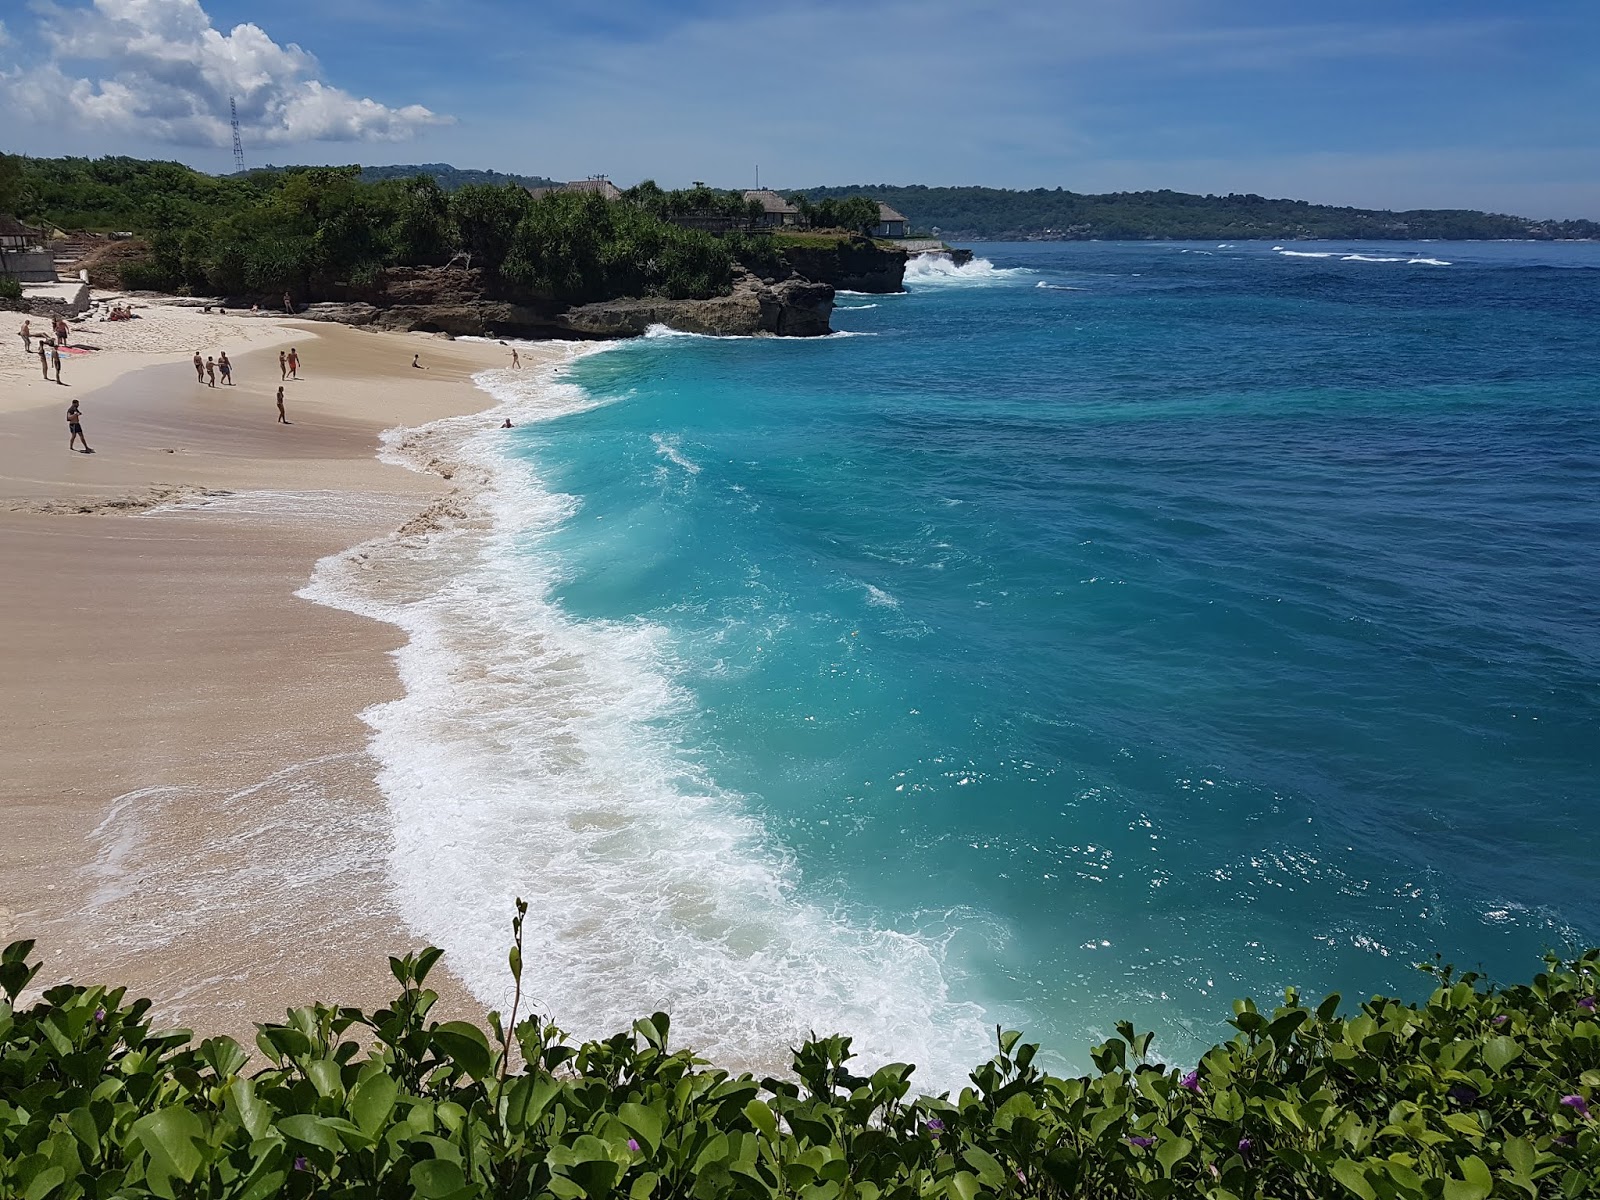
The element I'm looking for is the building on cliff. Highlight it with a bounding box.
[744,190,802,228]
[872,203,909,239]
[526,176,624,202]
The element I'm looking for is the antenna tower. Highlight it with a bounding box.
[230,98,245,171]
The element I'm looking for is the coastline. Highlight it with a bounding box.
[0,301,570,1035]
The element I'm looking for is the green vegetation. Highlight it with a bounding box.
[0,156,737,306]
[787,196,881,238]
[0,275,23,310]
[790,185,1600,241]
[3,906,1597,1200]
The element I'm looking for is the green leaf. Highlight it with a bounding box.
[411,1159,468,1199]
[23,1165,66,1200]
[963,1148,1006,1189]
[277,1113,343,1153]
[629,1172,660,1200]
[620,1102,664,1154]
[742,1099,777,1141]
[433,1021,494,1079]
[132,1107,206,1184]
[349,1071,398,1135]
[1333,1158,1377,1200]
[1156,1136,1193,1174]
[1442,1156,1493,1200]
[949,1172,982,1200]
[1503,1135,1535,1177]
[1482,1036,1521,1073]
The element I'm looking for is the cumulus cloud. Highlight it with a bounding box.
[2,0,449,147]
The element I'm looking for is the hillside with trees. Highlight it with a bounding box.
[789,184,1600,241]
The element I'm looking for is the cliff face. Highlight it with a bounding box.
[778,237,907,293]
[301,267,833,340]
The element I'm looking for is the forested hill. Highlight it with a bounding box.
[353,163,558,191]
[234,163,560,192]
[789,184,1599,241]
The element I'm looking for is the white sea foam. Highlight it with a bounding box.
[864,584,901,609]
[1408,257,1453,267]
[1035,282,1088,291]
[837,289,906,297]
[1342,254,1405,263]
[651,432,702,475]
[1275,249,1337,259]
[300,350,993,1089]
[903,254,1029,288]
[837,303,879,310]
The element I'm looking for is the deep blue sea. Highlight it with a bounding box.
[382,241,1600,1086]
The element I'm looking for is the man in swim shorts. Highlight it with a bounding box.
[67,399,92,452]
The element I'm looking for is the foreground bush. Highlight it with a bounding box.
[1,912,1595,1199]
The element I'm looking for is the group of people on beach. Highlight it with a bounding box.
[19,316,72,355]
[193,350,234,387]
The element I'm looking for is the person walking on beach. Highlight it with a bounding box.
[219,351,233,385]
[19,319,31,354]
[51,342,62,384]
[510,347,520,368]
[38,342,49,380]
[287,347,299,379]
[279,349,287,380]
[276,386,289,424]
[205,355,217,387]
[53,316,69,346]
[67,399,92,453]
[194,351,205,383]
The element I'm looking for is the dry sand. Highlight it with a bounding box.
[1,298,567,1035]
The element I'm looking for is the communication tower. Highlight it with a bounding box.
[230,98,245,172]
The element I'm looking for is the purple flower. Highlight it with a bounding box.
[1579,997,1596,1013]
[1237,1137,1252,1155]
[1015,1171,1027,1184]
[1179,1070,1202,1095]
[628,1139,640,1153]
[1448,1085,1480,1106]
[1560,1095,1592,1120]
[1126,1136,1155,1149]
[93,1008,106,1023]
[1554,1134,1576,1147]
[293,1156,310,1173]
[924,1118,945,1137]
[1491,1015,1509,1026]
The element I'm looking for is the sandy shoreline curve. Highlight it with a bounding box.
[1,295,572,1035]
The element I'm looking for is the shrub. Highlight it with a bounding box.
[0,274,23,309]
[2,912,1597,1200]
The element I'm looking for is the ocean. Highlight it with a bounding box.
[311,240,1600,1091]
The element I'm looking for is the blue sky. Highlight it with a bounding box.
[1,0,1596,217]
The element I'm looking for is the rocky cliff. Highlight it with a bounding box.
[298,266,833,340]
[778,237,907,293]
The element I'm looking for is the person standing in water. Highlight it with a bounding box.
[287,347,299,379]
[276,386,289,424]
[67,399,92,453]
[194,351,205,383]
[218,351,233,385]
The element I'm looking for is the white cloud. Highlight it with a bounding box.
[1,0,450,147]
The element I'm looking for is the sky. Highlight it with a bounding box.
[1,0,1597,218]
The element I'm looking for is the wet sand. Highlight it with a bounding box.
[0,315,564,1034]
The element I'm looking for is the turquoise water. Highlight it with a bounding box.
[486,241,1598,1072]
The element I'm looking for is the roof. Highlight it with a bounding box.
[525,179,623,202]
[563,177,622,201]
[877,202,908,224]
[744,189,800,216]
[0,214,36,238]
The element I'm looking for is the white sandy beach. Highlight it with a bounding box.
[1,293,571,1032]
